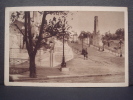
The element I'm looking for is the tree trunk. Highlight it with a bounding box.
[29,54,36,78]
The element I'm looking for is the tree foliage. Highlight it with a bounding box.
[78,31,92,40]
[10,11,72,78]
[103,28,124,41]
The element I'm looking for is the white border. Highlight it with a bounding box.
[4,6,128,87]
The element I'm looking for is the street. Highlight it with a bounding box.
[12,41,125,83]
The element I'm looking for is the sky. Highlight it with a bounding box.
[66,11,124,35]
[45,11,124,35]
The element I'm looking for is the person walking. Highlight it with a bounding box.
[82,48,88,60]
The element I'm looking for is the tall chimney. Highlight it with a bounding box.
[94,16,98,34]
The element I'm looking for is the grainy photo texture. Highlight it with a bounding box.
[5,7,128,87]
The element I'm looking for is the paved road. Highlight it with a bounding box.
[12,41,125,83]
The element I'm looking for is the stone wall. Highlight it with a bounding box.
[35,40,74,67]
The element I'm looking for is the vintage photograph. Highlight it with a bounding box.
[5,7,128,87]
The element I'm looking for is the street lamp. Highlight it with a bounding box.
[61,17,67,68]
[61,28,66,68]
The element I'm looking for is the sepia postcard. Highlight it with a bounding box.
[4,6,128,87]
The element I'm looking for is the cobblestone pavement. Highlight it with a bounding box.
[11,42,125,83]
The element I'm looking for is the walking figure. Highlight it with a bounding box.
[82,48,88,60]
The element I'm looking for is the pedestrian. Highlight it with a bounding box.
[82,48,88,60]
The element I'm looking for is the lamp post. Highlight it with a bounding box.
[57,16,69,71]
[61,28,66,67]
[60,16,67,68]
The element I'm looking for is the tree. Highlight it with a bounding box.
[115,28,124,40]
[78,31,86,40]
[10,11,71,78]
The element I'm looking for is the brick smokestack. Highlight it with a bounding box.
[94,16,98,34]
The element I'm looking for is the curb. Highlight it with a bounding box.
[46,73,121,79]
